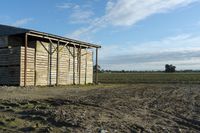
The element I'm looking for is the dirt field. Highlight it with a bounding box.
[0,84,200,133]
[99,73,200,84]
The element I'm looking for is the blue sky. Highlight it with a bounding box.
[1,0,200,70]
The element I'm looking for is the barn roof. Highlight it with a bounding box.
[0,24,101,48]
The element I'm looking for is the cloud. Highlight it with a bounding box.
[70,0,198,38]
[102,50,200,64]
[69,17,106,38]
[12,18,33,27]
[99,34,200,70]
[69,9,94,24]
[56,3,80,9]
[103,58,200,70]
[105,0,198,26]
[57,2,94,24]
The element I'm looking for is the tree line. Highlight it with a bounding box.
[94,64,200,73]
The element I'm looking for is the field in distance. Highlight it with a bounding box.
[99,72,200,84]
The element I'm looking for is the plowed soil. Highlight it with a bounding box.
[0,84,200,133]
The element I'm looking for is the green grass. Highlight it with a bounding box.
[98,72,200,84]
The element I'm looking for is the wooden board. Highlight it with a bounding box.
[0,47,20,85]
[35,41,49,86]
[0,34,95,86]
[20,40,94,86]
[0,36,8,48]
[20,42,35,86]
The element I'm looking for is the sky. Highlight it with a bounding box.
[1,0,200,70]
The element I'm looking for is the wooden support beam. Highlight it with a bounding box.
[39,41,51,55]
[81,52,89,56]
[79,46,81,84]
[39,40,58,55]
[66,46,74,57]
[77,49,79,73]
[85,48,88,85]
[34,40,37,86]
[49,39,59,54]
[24,33,28,87]
[52,48,57,54]
[56,40,60,86]
[49,39,56,50]
[49,41,52,86]
[47,45,50,86]
[74,45,79,84]
[95,48,99,84]
[59,42,69,52]
[73,46,75,85]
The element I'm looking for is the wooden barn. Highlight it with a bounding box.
[0,24,101,86]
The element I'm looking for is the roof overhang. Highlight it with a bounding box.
[0,24,101,48]
[27,30,101,48]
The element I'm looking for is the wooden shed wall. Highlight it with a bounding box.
[20,40,93,86]
[0,36,21,85]
[20,43,35,86]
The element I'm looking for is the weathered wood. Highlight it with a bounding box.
[66,45,74,57]
[8,36,23,47]
[0,36,95,86]
[33,41,48,86]
[39,41,51,54]
[73,46,75,84]
[20,44,35,86]
[34,41,37,86]
[24,34,27,86]
[49,40,52,85]
[0,36,8,48]
[27,32,100,48]
[85,49,88,84]
[56,41,59,86]
[0,46,20,85]
[79,46,81,84]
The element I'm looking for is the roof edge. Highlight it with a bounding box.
[0,24,101,48]
[29,30,101,48]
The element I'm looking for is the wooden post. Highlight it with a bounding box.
[95,48,98,84]
[79,46,81,84]
[34,40,37,86]
[73,46,75,85]
[49,41,52,86]
[24,33,28,87]
[56,40,59,86]
[85,48,88,85]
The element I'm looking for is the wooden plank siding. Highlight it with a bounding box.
[19,40,93,86]
[20,45,35,86]
[0,47,21,85]
[0,36,8,48]
[35,41,49,86]
[0,34,94,86]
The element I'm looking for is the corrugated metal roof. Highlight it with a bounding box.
[0,24,101,48]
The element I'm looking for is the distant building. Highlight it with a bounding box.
[0,24,101,86]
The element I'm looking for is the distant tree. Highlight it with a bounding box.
[165,64,176,72]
